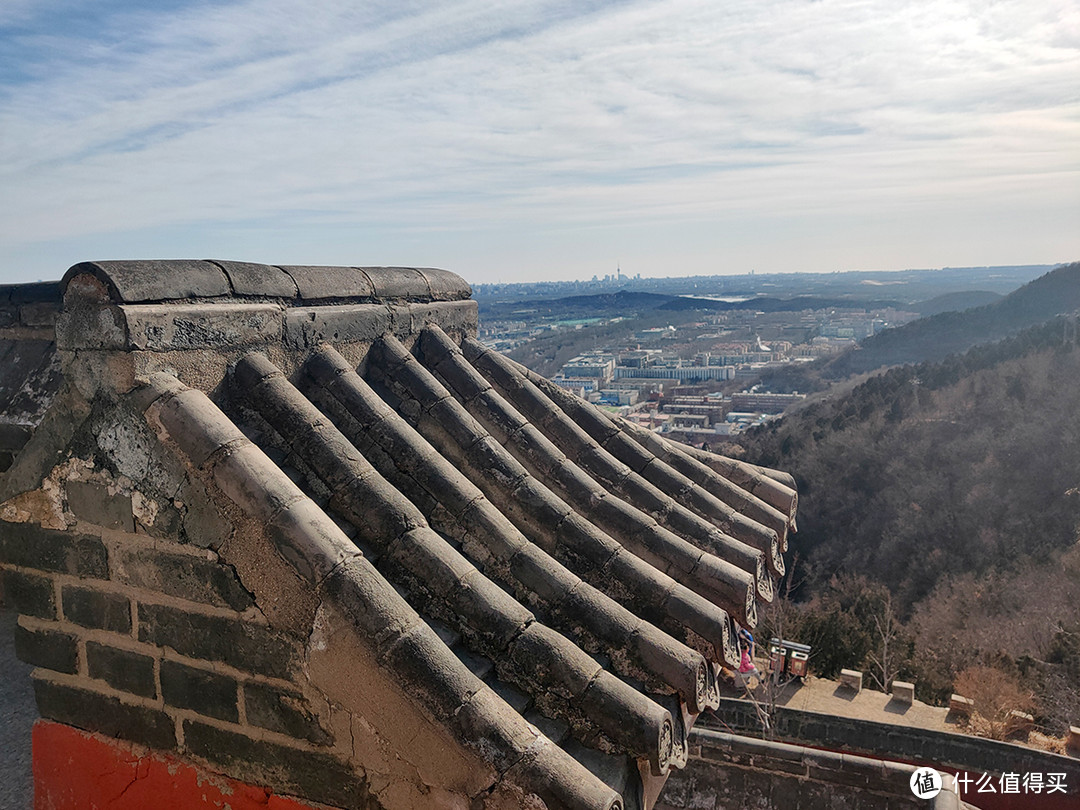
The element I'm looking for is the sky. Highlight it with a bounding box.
[1,0,1078,285]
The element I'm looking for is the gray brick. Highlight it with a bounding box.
[14,623,78,673]
[284,305,393,350]
[86,642,157,699]
[112,545,253,611]
[0,521,108,578]
[18,301,59,328]
[9,281,61,305]
[62,586,131,633]
[137,603,300,679]
[33,678,176,750]
[244,681,332,745]
[160,659,238,722]
[1,569,55,618]
[393,301,477,339]
[124,303,283,351]
[182,720,373,809]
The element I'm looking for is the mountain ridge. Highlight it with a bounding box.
[826,261,1080,375]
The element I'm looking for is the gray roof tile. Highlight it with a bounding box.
[1,260,797,810]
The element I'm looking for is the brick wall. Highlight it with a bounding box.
[657,729,963,810]
[0,500,374,809]
[703,697,1080,805]
[0,281,60,338]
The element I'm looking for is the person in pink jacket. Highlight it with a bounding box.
[737,628,761,690]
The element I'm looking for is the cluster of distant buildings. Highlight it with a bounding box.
[551,347,807,443]
[478,299,911,447]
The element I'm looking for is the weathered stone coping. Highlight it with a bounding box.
[55,298,478,354]
[662,728,967,810]
[703,697,1080,798]
[61,261,470,305]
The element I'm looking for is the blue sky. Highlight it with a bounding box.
[2,0,1077,284]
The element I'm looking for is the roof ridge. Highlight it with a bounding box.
[61,260,471,306]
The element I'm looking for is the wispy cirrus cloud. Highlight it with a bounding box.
[1,0,1077,282]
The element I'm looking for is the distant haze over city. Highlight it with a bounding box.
[2,1,1076,285]
[473,264,1061,303]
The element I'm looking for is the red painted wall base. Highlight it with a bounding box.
[33,720,328,810]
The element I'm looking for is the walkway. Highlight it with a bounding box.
[718,669,959,733]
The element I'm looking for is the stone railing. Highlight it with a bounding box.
[658,728,966,810]
[704,697,1080,806]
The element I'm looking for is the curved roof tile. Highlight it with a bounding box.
[5,261,797,810]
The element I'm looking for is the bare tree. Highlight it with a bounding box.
[867,591,902,692]
[954,666,1037,741]
[752,553,804,739]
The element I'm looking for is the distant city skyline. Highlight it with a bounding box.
[2,1,1077,285]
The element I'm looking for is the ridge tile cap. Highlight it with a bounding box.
[59,260,471,306]
[278,265,377,302]
[62,260,232,303]
[211,260,298,298]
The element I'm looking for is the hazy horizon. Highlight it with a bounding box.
[4,259,1066,291]
[2,1,1077,285]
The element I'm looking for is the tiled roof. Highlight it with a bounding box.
[12,261,796,810]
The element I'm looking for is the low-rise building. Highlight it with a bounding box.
[731,391,807,413]
[614,365,733,382]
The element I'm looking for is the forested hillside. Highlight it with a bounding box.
[750,262,1080,396]
[825,261,1080,374]
[746,318,1080,603]
[741,317,1080,730]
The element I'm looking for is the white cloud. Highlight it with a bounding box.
[0,0,1077,282]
